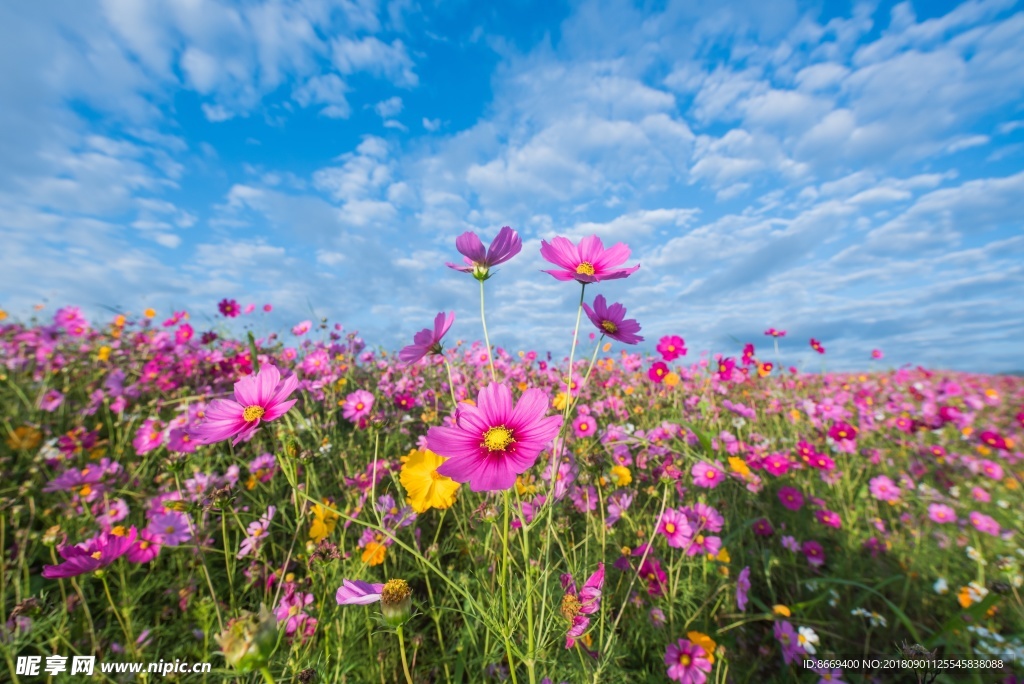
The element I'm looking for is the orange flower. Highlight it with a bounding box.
[362,542,386,566]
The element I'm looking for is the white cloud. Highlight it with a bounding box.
[332,36,418,87]
[375,96,403,118]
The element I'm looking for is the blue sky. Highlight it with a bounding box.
[1,0,1022,372]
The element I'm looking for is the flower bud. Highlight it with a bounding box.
[215,604,278,673]
[380,579,412,628]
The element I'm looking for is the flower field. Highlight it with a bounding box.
[1,230,1023,684]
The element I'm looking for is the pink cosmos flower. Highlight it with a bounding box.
[657,335,686,361]
[427,383,562,492]
[685,503,724,534]
[868,475,901,504]
[175,323,194,345]
[133,418,165,455]
[582,295,644,344]
[342,390,374,424]
[828,421,857,442]
[737,566,751,612]
[218,298,240,318]
[43,527,138,579]
[778,486,804,511]
[572,414,596,439]
[764,328,786,338]
[802,540,826,567]
[126,529,162,564]
[238,506,275,559]
[871,349,883,359]
[244,303,256,314]
[691,462,723,489]
[686,532,721,557]
[665,638,712,684]
[753,518,774,537]
[560,563,604,649]
[446,226,522,280]
[336,579,386,605]
[969,511,1000,536]
[978,430,1008,451]
[399,312,455,364]
[147,512,191,546]
[658,508,693,548]
[38,389,64,412]
[815,510,842,529]
[539,235,640,283]
[928,503,956,524]
[648,361,669,383]
[773,620,806,665]
[191,365,298,446]
[292,320,312,336]
[763,453,791,477]
[810,338,825,354]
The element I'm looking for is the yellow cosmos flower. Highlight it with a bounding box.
[687,631,717,664]
[7,426,42,451]
[399,448,460,513]
[143,308,156,318]
[552,392,568,411]
[664,372,680,387]
[610,465,632,487]
[96,346,111,362]
[362,542,386,566]
[772,604,791,617]
[0,309,7,321]
[309,501,339,543]
[728,456,750,477]
[602,342,612,352]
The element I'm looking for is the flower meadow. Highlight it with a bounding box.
[1,228,1023,684]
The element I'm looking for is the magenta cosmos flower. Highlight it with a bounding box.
[657,335,686,361]
[427,383,562,492]
[336,579,385,605]
[665,637,713,684]
[560,563,604,648]
[810,338,825,354]
[446,226,522,280]
[582,295,644,344]
[191,365,298,446]
[43,527,138,579]
[539,235,640,283]
[218,298,240,318]
[399,311,455,364]
[691,462,723,489]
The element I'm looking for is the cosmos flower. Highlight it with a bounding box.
[657,335,686,361]
[399,448,460,513]
[399,312,455,364]
[539,235,640,284]
[764,328,786,337]
[736,566,751,611]
[802,540,826,567]
[218,298,240,318]
[691,462,723,489]
[292,320,312,336]
[446,226,522,280]
[649,362,669,383]
[928,503,956,524]
[572,414,597,439]
[42,527,138,579]
[664,638,712,684]
[658,508,693,548]
[582,295,644,344]
[238,506,276,560]
[560,563,604,649]
[778,486,804,511]
[810,338,825,354]
[191,365,298,446]
[427,383,562,492]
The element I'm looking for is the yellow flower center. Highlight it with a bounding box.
[561,593,582,620]
[430,469,445,481]
[668,345,675,352]
[601,320,618,333]
[483,426,514,452]
[111,526,127,537]
[576,262,596,276]
[696,535,705,544]
[665,523,676,534]
[91,551,102,560]
[355,402,364,411]
[165,526,175,534]
[243,405,265,422]
[381,579,412,606]
[680,654,691,666]
[140,541,151,550]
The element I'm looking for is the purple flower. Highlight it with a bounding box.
[38,389,64,412]
[238,506,275,560]
[446,226,522,280]
[664,638,712,683]
[147,512,192,547]
[773,620,806,665]
[737,566,751,611]
[869,475,901,504]
[335,579,385,605]
[399,312,455,364]
[778,486,804,511]
[581,295,644,345]
[802,540,826,567]
[42,527,138,579]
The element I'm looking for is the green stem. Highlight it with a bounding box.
[500,490,519,684]
[101,574,135,656]
[480,278,497,383]
[442,357,459,411]
[259,666,276,684]
[396,626,414,684]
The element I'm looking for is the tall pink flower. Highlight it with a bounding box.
[446,226,522,280]
[665,638,712,684]
[560,563,604,648]
[582,295,644,344]
[191,365,298,446]
[342,390,374,424]
[539,235,639,283]
[658,508,693,548]
[399,312,455,364]
[427,383,562,491]
[657,335,686,361]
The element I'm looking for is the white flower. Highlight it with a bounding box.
[966,546,987,564]
[949,486,960,498]
[869,611,887,628]
[797,626,820,655]
[851,608,870,618]
[933,577,949,595]
[997,499,1009,509]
